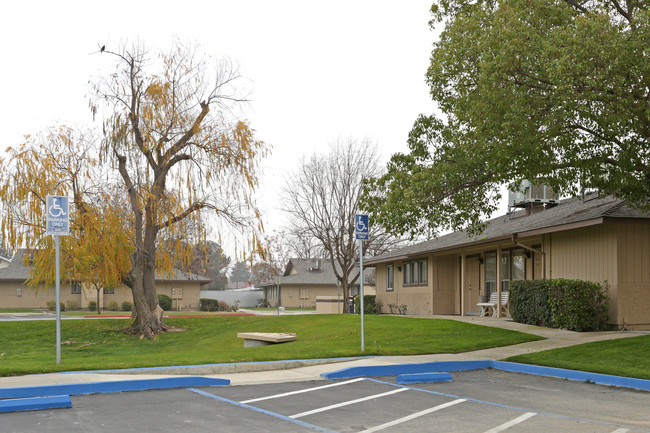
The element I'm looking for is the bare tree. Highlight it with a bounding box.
[281,137,401,305]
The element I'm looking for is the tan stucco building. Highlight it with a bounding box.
[262,258,376,311]
[0,251,209,311]
[367,194,650,330]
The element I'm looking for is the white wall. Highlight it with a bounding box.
[200,289,263,307]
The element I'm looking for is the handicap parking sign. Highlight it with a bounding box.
[46,195,70,236]
[355,214,369,240]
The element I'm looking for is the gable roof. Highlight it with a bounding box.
[0,249,210,285]
[260,258,375,287]
[366,194,650,265]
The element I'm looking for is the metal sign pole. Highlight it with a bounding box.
[55,235,61,365]
[360,238,365,352]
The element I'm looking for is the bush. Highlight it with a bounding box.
[256,298,271,308]
[354,295,377,315]
[88,301,97,312]
[510,279,609,331]
[107,300,119,311]
[65,300,79,311]
[200,298,219,311]
[548,279,609,332]
[46,301,65,311]
[199,298,234,312]
[510,280,553,327]
[158,294,172,311]
[121,301,133,311]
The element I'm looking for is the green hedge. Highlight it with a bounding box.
[157,294,172,311]
[200,298,235,312]
[354,295,377,315]
[510,279,609,331]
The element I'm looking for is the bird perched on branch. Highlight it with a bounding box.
[100,45,105,53]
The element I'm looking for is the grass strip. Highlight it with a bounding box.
[0,315,541,376]
[505,334,650,380]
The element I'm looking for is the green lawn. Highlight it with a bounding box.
[0,315,541,376]
[506,335,650,380]
[0,309,43,314]
[61,311,249,317]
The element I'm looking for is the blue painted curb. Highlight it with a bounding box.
[322,360,490,379]
[321,360,650,392]
[397,372,453,384]
[0,395,71,413]
[491,361,650,392]
[0,377,229,400]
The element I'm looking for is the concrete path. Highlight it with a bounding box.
[0,315,646,389]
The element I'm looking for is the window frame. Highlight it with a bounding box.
[402,258,428,286]
[71,281,82,294]
[386,264,394,291]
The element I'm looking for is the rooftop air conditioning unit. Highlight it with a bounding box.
[508,181,558,214]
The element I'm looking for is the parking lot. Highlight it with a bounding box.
[3,369,650,432]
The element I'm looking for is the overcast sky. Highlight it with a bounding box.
[1,1,439,258]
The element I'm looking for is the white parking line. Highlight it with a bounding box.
[290,388,409,419]
[610,429,629,433]
[360,398,466,433]
[240,378,366,404]
[483,412,537,433]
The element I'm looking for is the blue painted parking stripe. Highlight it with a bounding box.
[188,388,337,433]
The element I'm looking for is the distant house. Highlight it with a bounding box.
[0,250,210,311]
[366,194,650,330]
[261,258,376,309]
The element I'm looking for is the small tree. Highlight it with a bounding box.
[281,137,403,304]
[0,40,268,339]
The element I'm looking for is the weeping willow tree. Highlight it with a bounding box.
[0,40,269,338]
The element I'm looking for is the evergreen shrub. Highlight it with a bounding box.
[158,294,173,311]
[510,279,609,331]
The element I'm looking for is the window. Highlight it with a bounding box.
[484,249,525,295]
[103,287,114,294]
[71,281,82,294]
[403,259,428,286]
[386,264,394,291]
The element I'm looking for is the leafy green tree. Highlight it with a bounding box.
[363,0,650,238]
[229,260,251,287]
[190,240,230,290]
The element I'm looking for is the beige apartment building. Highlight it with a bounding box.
[0,250,210,311]
[367,194,650,330]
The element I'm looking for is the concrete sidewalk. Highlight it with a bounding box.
[0,316,646,389]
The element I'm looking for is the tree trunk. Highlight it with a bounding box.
[124,251,167,339]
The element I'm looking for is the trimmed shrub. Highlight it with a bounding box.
[121,301,133,312]
[107,300,119,311]
[88,301,97,312]
[510,280,553,327]
[354,295,377,315]
[510,279,609,331]
[200,298,219,311]
[46,301,65,311]
[65,300,79,311]
[199,298,234,312]
[158,294,172,311]
[548,279,609,332]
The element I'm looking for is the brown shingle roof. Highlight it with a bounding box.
[366,194,650,265]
